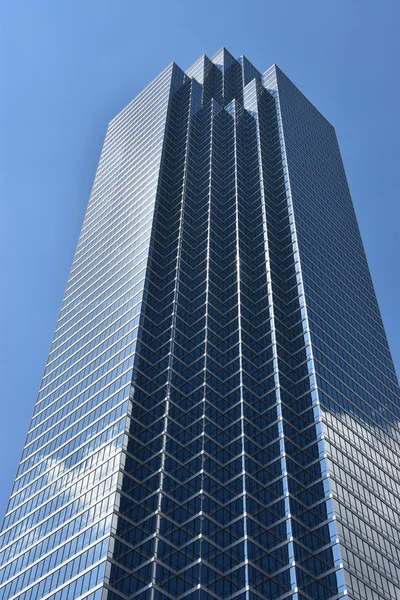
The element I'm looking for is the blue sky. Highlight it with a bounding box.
[1,0,399,518]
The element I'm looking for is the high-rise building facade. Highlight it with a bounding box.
[1,48,399,600]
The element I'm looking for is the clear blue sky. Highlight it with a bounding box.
[1,0,399,519]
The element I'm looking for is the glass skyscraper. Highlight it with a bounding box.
[1,48,399,600]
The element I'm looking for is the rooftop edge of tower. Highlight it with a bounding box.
[185,49,266,85]
[238,54,262,85]
[261,63,278,90]
[209,47,237,71]
[185,54,209,84]
[263,64,335,128]
[186,49,260,86]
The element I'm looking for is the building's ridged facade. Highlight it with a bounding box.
[1,48,399,600]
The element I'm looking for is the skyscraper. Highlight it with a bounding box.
[1,46,399,600]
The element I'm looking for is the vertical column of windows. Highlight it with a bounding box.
[242,82,297,599]
[257,78,345,599]
[153,83,205,599]
[0,62,186,600]
[104,80,193,600]
[274,66,400,600]
[201,105,246,598]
